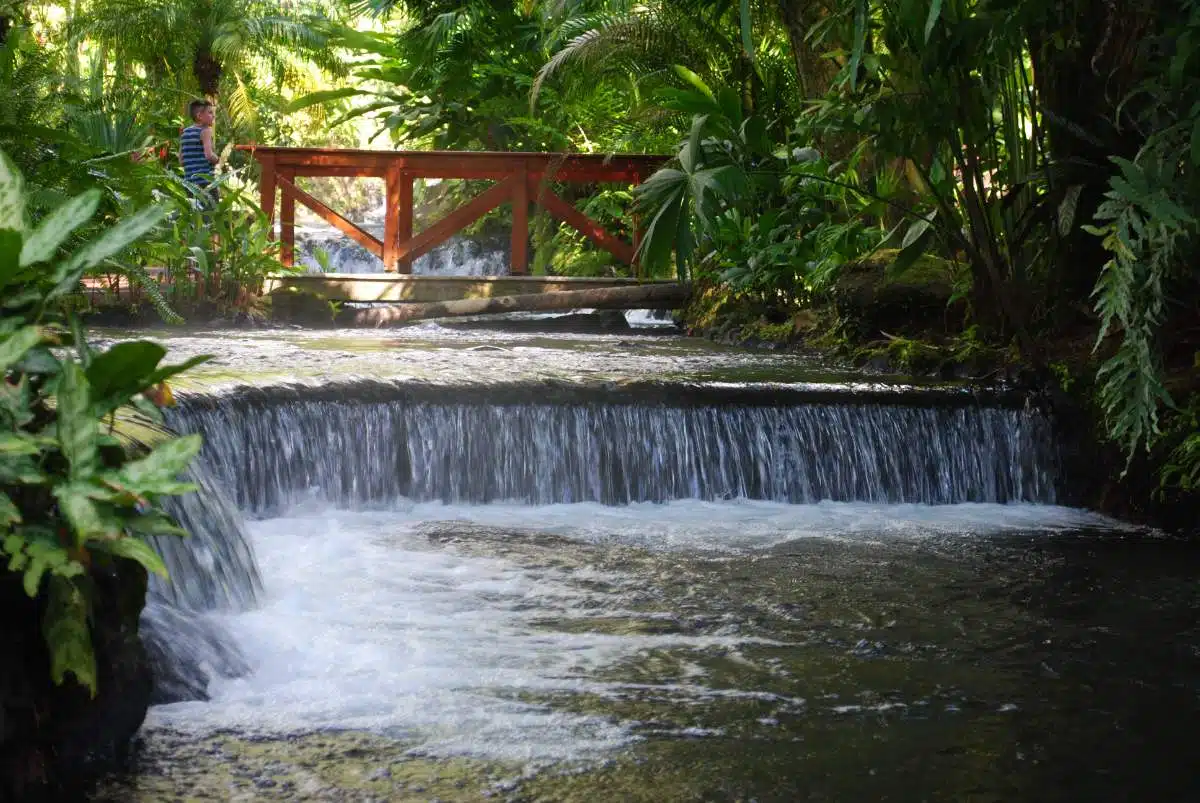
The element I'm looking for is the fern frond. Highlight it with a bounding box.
[114,259,183,324]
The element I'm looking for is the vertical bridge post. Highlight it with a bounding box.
[510,164,529,275]
[279,167,296,268]
[257,153,276,237]
[383,165,414,272]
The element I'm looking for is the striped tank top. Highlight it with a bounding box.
[180,125,212,184]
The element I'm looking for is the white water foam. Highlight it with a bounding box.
[146,500,1132,761]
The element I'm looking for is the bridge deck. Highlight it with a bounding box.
[265,273,678,304]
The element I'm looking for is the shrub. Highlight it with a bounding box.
[1,150,207,694]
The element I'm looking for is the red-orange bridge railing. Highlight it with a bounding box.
[240,146,669,275]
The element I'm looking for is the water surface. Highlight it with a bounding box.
[92,326,1199,802]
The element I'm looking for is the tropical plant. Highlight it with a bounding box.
[1083,0,1200,465]
[1,149,207,693]
[295,2,588,151]
[530,0,793,120]
[71,0,342,121]
[133,168,289,311]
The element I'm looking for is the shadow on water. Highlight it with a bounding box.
[513,530,1200,802]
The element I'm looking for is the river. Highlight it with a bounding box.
[90,320,1199,802]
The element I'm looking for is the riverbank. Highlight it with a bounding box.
[677,263,1199,534]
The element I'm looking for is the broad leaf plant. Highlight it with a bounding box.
[0,149,208,694]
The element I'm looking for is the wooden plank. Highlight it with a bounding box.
[258,154,277,234]
[280,168,296,268]
[392,177,515,265]
[276,174,384,258]
[237,145,668,184]
[398,171,414,272]
[264,274,676,303]
[282,166,388,178]
[510,167,529,275]
[536,188,635,264]
[383,165,401,271]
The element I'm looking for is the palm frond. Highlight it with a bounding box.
[532,10,684,107]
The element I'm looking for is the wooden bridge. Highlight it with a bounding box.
[241,146,688,314]
[243,146,668,274]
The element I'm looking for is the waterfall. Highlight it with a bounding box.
[297,230,510,276]
[140,465,260,703]
[152,465,262,612]
[169,383,1058,515]
[142,380,1057,703]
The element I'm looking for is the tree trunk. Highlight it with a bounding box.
[1027,0,1154,305]
[193,48,221,98]
[343,283,691,327]
[776,0,837,98]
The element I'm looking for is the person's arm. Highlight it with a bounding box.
[200,127,218,164]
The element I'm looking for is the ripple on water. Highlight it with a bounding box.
[145,500,1135,762]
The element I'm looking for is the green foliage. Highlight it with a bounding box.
[130,169,289,309]
[633,71,889,290]
[70,0,342,108]
[0,149,206,695]
[1084,0,1200,466]
[1162,431,1200,494]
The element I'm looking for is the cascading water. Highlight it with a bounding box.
[297,228,510,276]
[169,387,1057,514]
[141,383,1062,718]
[140,464,261,703]
[97,332,1198,802]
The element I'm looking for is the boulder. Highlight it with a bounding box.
[827,250,964,338]
[0,558,153,802]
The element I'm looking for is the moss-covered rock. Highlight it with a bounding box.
[268,286,340,326]
[1,557,153,802]
[826,249,965,339]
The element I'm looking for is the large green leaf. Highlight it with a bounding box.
[144,355,213,389]
[925,0,945,42]
[50,205,166,299]
[716,87,743,127]
[0,229,22,287]
[739,0,755,63]
[43,576,97,695]
[56,361,99,479]
[19,190,102,267]
[680,115,709,174]
[94,536,169,577]
[285,87,366,113]
[55,484,121,543]
[0,432,52,456]
[115,433,203,495]
[125,512,189,538]
[85,341,167,413]
[0,491,19,527]
[0,150,26,233]
[849,0,869,91]
[672,65,715,101]
[14,534,83,597]
[0,326,42,373]
[0,451,47,485]
[689,165,745,233]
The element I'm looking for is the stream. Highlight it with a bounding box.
[90,320,1199,802]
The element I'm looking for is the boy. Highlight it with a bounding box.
[180,99,219,204]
